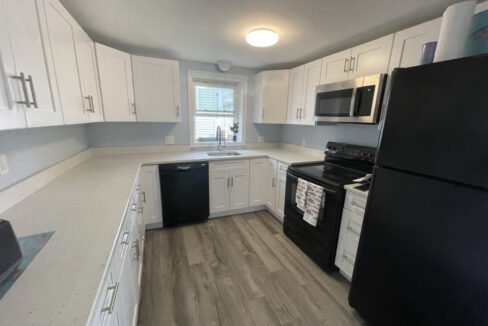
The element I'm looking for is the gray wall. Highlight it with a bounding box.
[0,125,89,191]
[281,124,381,149]
[88,59,282,147]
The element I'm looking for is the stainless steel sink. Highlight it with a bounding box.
[207,151,242,157]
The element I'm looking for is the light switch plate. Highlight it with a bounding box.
[165,136,175,145]
[0,154,9,175]
[257,136,264,143]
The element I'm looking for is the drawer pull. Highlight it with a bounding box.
[342,253,355,265]
[101,282,119,313]
[351,199,365,211]
[131,203,137,211]
[121,231,130,245]
[346,225,361,237]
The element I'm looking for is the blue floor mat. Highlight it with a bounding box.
[0,231,54,300]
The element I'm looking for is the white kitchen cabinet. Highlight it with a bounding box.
[209,171,231,214]
[287,65,305,125]
[139,165,162,229]
[131,55,181,122]
[265,158,278,208]
[2,0,63,127]
[388,19,441,73]
[320,49,352,85]
[230,170,250,210]
[320,35,394,85]
[209,160,249,215]
[249,158,268,206]
[75,29,104,122]
[350,34,394,78]
[42,0,87,125]
[96,43,136,122]
[300,59,321,125]
[275,163,288,217]
[0,0,27,130]
[253,70,289,124]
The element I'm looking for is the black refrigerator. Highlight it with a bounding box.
[349,55,488,326]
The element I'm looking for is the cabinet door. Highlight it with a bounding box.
[300,59,321,125]
[230,169,249,210]
[96,43,136,121]
[139,165,162,228]
[249,158,267,206]
[3,0,63,127]
[261,70,289,124]
[275,163,288,217]
[319,49,352,85]
[253,72,264,123]
[209,171,230,214]
[287,65,304,124]
[42,0,86,124]
[265,159,278,209]
[388,18,441,73]
[75,29,104,122]
[350,34,394,78]
[0,0,27,130]
[132,55,181,122]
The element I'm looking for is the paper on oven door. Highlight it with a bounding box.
[303,183,324,227]
[296,178,308,211]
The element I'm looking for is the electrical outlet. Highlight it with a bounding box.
[0,154,9,175]
[257,136,264,143]
[164,136,175,145]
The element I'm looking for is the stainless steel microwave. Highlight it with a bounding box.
[314,73,386,124]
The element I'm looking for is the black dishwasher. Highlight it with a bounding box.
[159,161,209,227]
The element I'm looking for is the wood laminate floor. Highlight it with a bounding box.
[137,211,363,326]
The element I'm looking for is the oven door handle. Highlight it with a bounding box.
[287,171,338,194]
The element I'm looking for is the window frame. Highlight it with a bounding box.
[188,70,247,147]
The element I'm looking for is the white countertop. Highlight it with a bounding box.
[0,148,322,325]
[344,183,369,197]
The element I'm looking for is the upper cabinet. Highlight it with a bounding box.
[1,0,64,128]
[74,29,104,122]
[41,0,87,125]
[320,34,394,84]
[131,55,181,122]
[253,70,289,124]
[96,43,136,122]
[388,18,441,73]
[287,59,321,125]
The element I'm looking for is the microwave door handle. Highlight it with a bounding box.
[349,87,358,117]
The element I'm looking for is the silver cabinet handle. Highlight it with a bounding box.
[101,282,119,313]
[176,105,180,117]
[299,108,304,118]
[89,95,95,112]
[349,57,356,72]
[343,58,350,73]
[121,231,130,245]
[342,253,355,265]
[131,203,137,211]
[296,108,299,118]
[272,177,275,188]
[346,225,361,237]
[132,240,140,261]
[83,96,94,112]
[131,102,136,115]
[26,75,38,108]
[12,73,31,108]
[231,177,234,187]
[141,191,146,203]
[227,177,230,188]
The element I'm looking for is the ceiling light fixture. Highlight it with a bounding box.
[246,28,279,47]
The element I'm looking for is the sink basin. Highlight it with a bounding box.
[207,151,242,157]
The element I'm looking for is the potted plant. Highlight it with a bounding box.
[230,122,239,142]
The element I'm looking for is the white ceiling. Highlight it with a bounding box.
[60,0,463,69]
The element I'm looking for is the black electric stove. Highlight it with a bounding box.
[284,142,376,272]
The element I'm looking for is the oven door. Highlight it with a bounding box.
[283,171,344,271]
[315,74,386,124]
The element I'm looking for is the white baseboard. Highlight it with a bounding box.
[209,205,267,219]
[145,222,163,230]
[0,149,93,214]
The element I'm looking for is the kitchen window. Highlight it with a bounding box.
[188,71,247,146]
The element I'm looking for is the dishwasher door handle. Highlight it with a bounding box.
[176,165,191,170]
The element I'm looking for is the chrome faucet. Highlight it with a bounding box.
[216,126,223,151]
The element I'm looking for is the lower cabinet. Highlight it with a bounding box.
[335,189,367,280]
[138,165,162,229]
[209,160,250,215]
[88,181,144,326]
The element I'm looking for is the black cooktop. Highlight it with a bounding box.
[289,162,366,188]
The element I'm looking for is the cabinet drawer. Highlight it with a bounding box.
[344,191,367,216]
[278,162,288,180]
[210,159,250,172]
[91,260,119,325]
[339,208,364,245]
[335,238,357,280]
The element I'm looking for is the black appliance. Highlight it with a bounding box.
[315,74,386,124]
[0,220,22,284]
[349,55,488,325]
[159,162,209,227]
[284,142,375,272]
